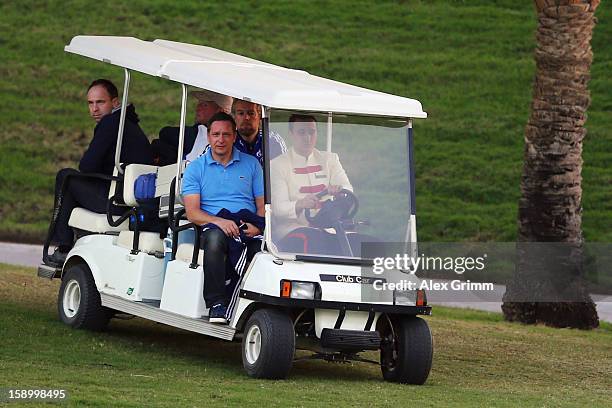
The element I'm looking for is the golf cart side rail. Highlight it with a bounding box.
[166,177,205,268]
[239,290,432,315]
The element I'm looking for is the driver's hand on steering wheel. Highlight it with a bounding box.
[296,194,321,215]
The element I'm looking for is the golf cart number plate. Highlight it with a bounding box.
[319,274,386,284]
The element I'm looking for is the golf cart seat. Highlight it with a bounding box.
[68,208,129,233]
[116,163,165,252]
[176,242,204,265]
[67,163,159,235]
[117,231,164,254]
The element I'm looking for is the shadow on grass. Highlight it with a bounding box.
[1,268,382,382]
[102,316,381,382]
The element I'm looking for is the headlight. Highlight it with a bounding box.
[394,289,427,306]
[280,280,320,300]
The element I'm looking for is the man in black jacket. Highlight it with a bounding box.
[47,79,154,265]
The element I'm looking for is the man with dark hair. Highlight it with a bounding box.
[233,99,286,166]
[182,111,264,323]
[270,113,354,255]
[47,79,153,265]
[87,79,119,103]
[153,90,233,165]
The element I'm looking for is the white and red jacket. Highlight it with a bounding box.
[270,148,353,239]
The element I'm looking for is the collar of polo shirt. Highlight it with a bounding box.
[205,147,242,166]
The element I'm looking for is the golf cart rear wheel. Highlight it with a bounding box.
[57,263,110,331]
[241,309,295,379]
[380,316,433,385]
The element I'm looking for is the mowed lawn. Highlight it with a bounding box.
[0,0,611,243]
[1,264,610,407]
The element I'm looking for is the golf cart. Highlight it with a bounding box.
[38,36,432,384]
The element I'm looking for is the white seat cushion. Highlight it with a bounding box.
[117,231,164,253]
[68,207,129,233]
[123,164,159,206]
[176,243,204,265]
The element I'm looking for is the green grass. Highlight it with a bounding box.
[0,0,611,243]
[1,264,611,407]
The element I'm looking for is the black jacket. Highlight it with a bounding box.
[151,124,199,166]
[79,104,154,175]
[159,124,199,153]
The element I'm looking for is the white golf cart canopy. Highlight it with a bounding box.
[65,36,427,118]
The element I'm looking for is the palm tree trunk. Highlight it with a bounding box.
[502,0,600,329]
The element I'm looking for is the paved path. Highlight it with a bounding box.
[1,241,610,322]
[427,279,611,322]
[0,242,44,268]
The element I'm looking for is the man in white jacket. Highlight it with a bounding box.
[270,114,354,255]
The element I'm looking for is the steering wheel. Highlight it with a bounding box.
[304,188,359,229]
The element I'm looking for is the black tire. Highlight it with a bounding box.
[380,316,433,385]
[57,263,111,331]
[241,309,295,379]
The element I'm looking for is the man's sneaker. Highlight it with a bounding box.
[47,248,68,266]
[208,303,227,324]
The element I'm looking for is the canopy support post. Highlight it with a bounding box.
[326,112,333,152]
[175,83,188,198]
[403,119,418,269]
[114,68,131,175]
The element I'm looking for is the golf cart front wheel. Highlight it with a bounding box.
[241,309,295,379]
[57,263,111,331]
[380,316,433,385]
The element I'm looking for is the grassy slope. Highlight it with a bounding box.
[1,264,611,407]
[0,0,610,243]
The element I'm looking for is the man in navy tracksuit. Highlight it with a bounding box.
[182,112,264,324]
[233,99,287,166]
[47,79,153,265]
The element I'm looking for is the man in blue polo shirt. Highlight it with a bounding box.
[182,112,264,323]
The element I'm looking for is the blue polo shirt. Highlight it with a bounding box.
[182,148,264,215]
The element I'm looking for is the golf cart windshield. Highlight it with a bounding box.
[268,110,413,260]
